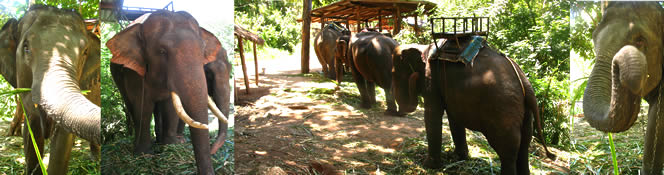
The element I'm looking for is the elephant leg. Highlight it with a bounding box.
[131,100,155,154]
[384,86,398,115]
[485,127,520,175]
[47,126,74,175]
[154,104,164,144]
[367,81,377,105]
[351,69,371,108]
[517,113,533,175]
[158,100,186,144]
[448,117,468,160]
[23,115,46,174]
[327,60,336,80]
[643,100,664,174]
[190,126,214,174]
[423,96,444,168]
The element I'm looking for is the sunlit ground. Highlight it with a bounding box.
[0,118,99,174]
[233,66,570,174]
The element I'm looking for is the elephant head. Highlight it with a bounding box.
[583,2,664,132]
[0,5,100,145]
[392,45,427,114]
[107,11,226,130]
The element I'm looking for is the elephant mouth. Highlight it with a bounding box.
[170,91,228,130]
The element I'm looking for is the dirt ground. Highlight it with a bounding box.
[233,56,570,174]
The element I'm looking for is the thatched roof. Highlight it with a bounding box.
[234,24,265,45]
[306,0,436,24]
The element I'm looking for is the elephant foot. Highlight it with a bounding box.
[423,157,442,169]
[360,102,372,109]
[454,150,469,160]
[161,135,186,144]
[384,109,403,117]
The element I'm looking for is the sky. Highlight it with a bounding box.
[123,0,233,25]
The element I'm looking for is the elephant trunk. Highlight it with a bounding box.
[399,72,419,113]
[583,45,646,132]
[35,60,100,145]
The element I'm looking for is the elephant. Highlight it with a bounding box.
[336,31,399,115]
[582,2,664,174]
[153,48,231,154]
[314,22,349,80]
[107,11,228,174]
[391,39,554,174]
[0,5,101,174]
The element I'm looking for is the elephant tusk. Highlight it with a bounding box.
[171,92,208,129]
[208,96,229,124]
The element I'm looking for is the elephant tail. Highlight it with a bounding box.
[525,77,556,160]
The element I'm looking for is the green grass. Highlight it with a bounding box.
[101,127,234,174]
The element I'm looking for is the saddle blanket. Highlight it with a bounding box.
[430,35,485,66]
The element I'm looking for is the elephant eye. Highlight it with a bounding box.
[634,36,646,48]
[159,48,167,56]
[23,41,30,54]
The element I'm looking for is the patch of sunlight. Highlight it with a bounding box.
[254,151,267,155]
[42,153,49,167]
[342,141,395,153]
[468,144,492,159]
[16,157,25,164]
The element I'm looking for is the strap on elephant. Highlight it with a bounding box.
[429,35,486,67]
[504,56,525,97]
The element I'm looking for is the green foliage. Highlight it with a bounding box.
[100,22,127,144]
[235,0,303,53]
[32,0,99,19]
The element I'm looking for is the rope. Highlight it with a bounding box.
[504,56,525,97]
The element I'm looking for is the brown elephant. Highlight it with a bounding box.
[391,38,553,174]
[582,2,664,174]
[336,31,399,115]
[107,11,228,174]
[0,5,100,174]
[314,22,349,80]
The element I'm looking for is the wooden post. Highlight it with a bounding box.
[301,0,312,73]
[238,37,250,94]
[393,5,401,35]
[378,9,382,32]
[355,7,361,31]
[253,42,259,86]
[321,16,325,30]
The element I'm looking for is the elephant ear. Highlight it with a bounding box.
[80,31,101,105]
[200,27,221,64]
[107,24,146,76]
[0,19,18,88]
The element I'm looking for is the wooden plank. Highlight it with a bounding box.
[237,37,250,94]
[253,42,259,86]
[301,0,312,74]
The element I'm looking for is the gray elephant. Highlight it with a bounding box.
[0,5,100,174]
[314,22,349,80]
[391,38,554,174]
[336,31,399,115]
[582,2,664,174]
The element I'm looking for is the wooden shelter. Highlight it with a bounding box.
[234,24,265,94]
[300,0,436,73]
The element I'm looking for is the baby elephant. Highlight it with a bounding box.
[392,41,554,174]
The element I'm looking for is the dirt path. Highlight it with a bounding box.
[233,56,569,174]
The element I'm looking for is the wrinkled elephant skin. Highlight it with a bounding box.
[107,11,227,175]
[0,5,100,174]
[314,23,347,79]
[582,2,664,174]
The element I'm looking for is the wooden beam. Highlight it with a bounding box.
[253,42,259,86]
[301,0,312,74]
[393,4,401,35]
[237,36,250,94]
